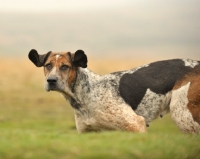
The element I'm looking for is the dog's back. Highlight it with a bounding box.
[117,59,200,124]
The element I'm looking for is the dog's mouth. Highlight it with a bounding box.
[45,82,65,92]
[48,84,57,91]
[45,83,59,92]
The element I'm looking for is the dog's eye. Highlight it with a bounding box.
[45,63,52,70]
[60,65,69,71]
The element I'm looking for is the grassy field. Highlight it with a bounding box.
[0,58,199,159]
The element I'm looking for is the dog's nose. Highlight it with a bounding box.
[47,77,57,84]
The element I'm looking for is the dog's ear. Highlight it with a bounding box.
[73,50,87,68]
[28,49,51,67]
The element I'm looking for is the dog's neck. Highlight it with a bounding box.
[62,68,101,109]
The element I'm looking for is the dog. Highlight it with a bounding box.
[28,49,200,134]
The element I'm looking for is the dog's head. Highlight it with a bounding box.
[28,49,87,93]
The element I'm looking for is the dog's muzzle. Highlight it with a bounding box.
[46,76,58,91]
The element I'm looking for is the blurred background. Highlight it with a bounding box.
[1,1,200,158]
[0,0,200,60]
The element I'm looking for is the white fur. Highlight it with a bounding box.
[170,82,200,134]
[182,59,199,68]
[56,54,60,61]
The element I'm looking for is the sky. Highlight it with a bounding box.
[0,0,138,12]
[0,0,200,60]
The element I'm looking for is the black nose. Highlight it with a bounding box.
[47,77,57,84]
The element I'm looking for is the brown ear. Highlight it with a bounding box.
[28,49,51,67]
[73,50,87,68]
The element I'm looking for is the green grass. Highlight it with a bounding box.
[0,130,199,159]
[0,59,200,159]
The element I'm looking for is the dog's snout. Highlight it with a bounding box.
[47,77,57,84]
[45,76,59,91]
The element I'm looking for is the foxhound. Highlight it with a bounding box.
[28,49,200,134]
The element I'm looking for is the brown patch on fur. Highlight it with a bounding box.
[173,75,191,91]
[44,52,77,86]
[67,67,77,86]
[173,66,200,124]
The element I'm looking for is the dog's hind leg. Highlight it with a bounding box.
[170,81,200,134]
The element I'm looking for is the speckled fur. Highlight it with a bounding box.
[70,58,200,133]
[29,49,200,134]
[171,83,200,134]
[68,68,146,133]
[135,89,171,124]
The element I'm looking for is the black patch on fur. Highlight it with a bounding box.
[119,59,197,110]
[70,98,82,109]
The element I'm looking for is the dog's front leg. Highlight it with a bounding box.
[74,105,146,133]
[95,104,147,133]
